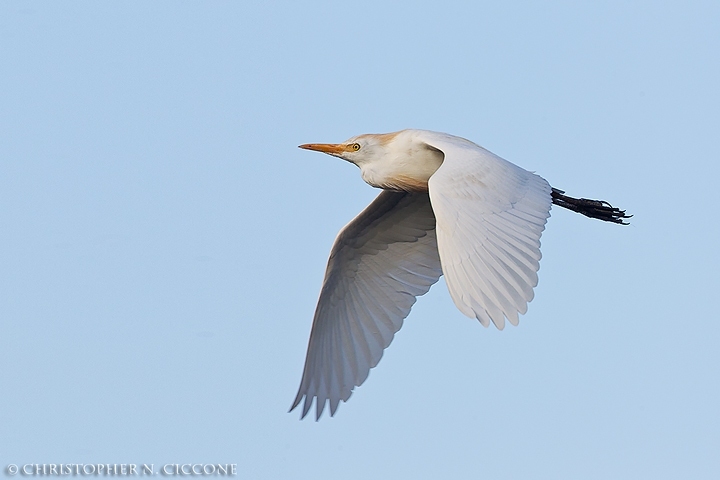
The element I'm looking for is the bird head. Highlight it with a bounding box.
[298,132,404,167]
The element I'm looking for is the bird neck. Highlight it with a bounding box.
[359,137,443,193]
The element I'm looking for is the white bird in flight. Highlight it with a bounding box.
[291,129,629,420]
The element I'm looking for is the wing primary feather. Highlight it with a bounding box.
[451,225,517,328]
[477,232,537,304]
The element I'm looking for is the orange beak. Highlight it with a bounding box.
[298,143,349,156]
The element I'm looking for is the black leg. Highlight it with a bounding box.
[551,188,631,225]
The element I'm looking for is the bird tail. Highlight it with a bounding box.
[551,188,631,225]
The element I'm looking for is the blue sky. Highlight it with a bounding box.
[1,1,719,479]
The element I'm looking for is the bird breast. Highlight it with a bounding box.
[360,143,444,193]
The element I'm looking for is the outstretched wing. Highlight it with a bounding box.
[419,131,553,330]
[291,190,443,420]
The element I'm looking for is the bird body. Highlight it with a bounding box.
[293,129,628,420]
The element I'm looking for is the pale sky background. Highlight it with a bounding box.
[2,1,719,479]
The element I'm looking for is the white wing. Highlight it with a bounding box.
[419,131,553,330]
[291,191,443,420]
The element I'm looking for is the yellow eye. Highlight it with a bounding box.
[350,143,361,151]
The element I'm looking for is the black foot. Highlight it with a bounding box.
[551,188,631,225]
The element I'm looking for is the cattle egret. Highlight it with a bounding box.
[291,129,629,420]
